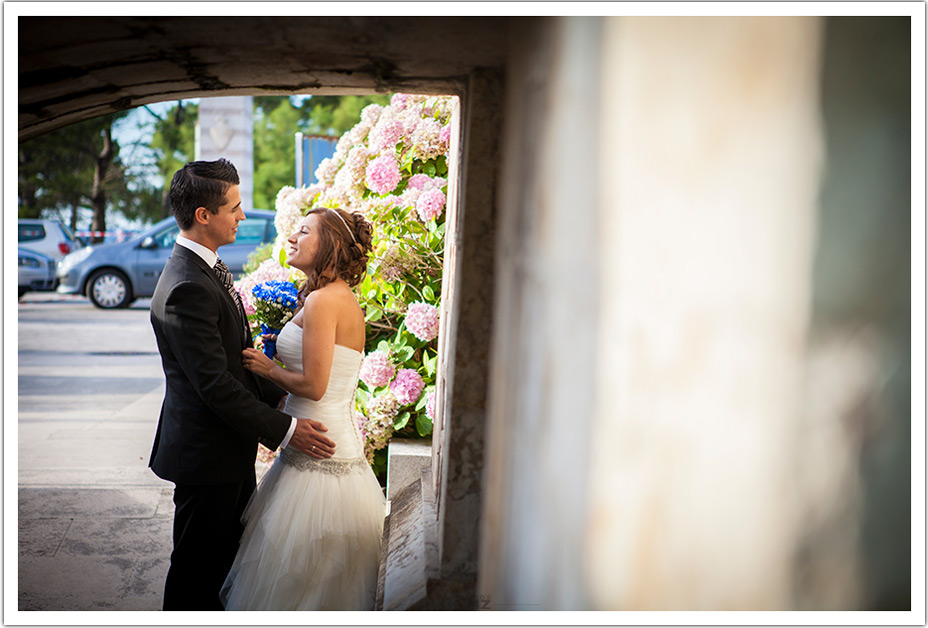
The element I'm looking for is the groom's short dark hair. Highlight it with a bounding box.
[170,159,240,230]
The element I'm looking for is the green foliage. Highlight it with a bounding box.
[254,98,304,209]
[149,101,197,218]
[252,95,391,210]
[298,95,391,136]
[243,241,274,274]
[348,174,446,442]
[18,112,140,230]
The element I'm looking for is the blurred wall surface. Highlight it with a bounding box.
[795,16,911,611]
[480,15,911,611]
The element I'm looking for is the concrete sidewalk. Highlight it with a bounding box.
[18,385,175,611]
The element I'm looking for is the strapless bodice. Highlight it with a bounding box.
[276,320,365,460]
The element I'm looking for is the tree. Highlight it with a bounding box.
[253,98,304,209]
[18,113,131,241]
[252,95,392,208]
[297,95,391,136]
[148,101,198,218]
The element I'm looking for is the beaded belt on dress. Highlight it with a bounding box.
[279,447,367,475]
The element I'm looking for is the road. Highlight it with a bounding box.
[17,292,172,611]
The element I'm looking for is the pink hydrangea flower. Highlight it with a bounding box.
[439,124,451,145]
[390,369,425,406]
[369,117,405,153]
[405,302,440,341]
[410,118,444,160]
[314,157,339,185]
[360,103,384,126]
[407,173,433,191]
[365,154,401,194]
[416,188,446,222]
[425,390,436,420]
[390,93,411,110]
[359,350,395,388]
[399,187,422,210]
[362,392,399,462]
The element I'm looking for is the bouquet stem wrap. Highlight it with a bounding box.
[260,322,281,358]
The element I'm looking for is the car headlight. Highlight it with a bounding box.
[58,246,94,274]
[19,255,41,268]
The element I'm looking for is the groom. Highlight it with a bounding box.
[149,158,335,610]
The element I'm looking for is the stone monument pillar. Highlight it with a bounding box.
[196,96,255,211]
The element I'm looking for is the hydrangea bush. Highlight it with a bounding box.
[237,93,454,478]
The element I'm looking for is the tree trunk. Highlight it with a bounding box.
[90,124,115,244]
[161,186,172,219]
[70,201,80,233]
[18,147,41,218]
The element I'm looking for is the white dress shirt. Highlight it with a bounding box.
[175,235,297,449]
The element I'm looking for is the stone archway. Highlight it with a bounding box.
[19,14,510,610]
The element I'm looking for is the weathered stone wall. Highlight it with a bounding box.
[478,17,603,610]
[18,16,508,141]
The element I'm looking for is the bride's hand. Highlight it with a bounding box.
[242,348,275,377]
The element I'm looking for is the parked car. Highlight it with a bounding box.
[57,209,277,309]
[75,229,140,246]
[18,219,82,263]
[18,247,57,298]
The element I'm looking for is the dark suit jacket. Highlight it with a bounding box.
[149,243,291,485]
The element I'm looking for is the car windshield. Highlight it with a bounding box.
[59,222,78,241]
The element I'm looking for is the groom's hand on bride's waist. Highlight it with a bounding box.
[288,418,336,459]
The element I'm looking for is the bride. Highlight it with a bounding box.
[220,207,385,610]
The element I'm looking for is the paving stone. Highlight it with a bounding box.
[19,555,134,611]
[18,517,72,557]
[57,517,172,558]
[19,488,162,519]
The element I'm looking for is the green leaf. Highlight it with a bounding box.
[422,285,435,301]
[415,392,429,411]
[415,413,433,437]
[365,307,383,322]
[395,346,414,362]
[394,411,411,430]
[424,353,436,377]
[377,340,391,354]
[278,246,290,267]
[424,161,437,177]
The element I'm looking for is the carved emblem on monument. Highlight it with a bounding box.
[209,115,234,151]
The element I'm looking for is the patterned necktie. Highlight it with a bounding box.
[213,259,248,336]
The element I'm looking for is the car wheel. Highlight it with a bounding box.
[87,269,133,309]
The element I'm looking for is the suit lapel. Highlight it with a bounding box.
[172,244,250,346]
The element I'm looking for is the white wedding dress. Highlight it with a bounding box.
[221,320,385,610]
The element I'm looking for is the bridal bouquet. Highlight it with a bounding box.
[250,280,300,358]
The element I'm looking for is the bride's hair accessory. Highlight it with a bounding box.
[327,208,357,244]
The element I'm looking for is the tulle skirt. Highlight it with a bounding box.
[221,454,386,611]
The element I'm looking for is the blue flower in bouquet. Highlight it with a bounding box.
[251,280,300,357]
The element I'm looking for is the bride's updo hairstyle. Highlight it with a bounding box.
[298,207,373,300]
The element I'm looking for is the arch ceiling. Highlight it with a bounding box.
[18,16,510,141]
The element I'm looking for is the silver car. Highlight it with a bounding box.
[57,210,277,309]
[18,247,57,299]
[18,219,82,263]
